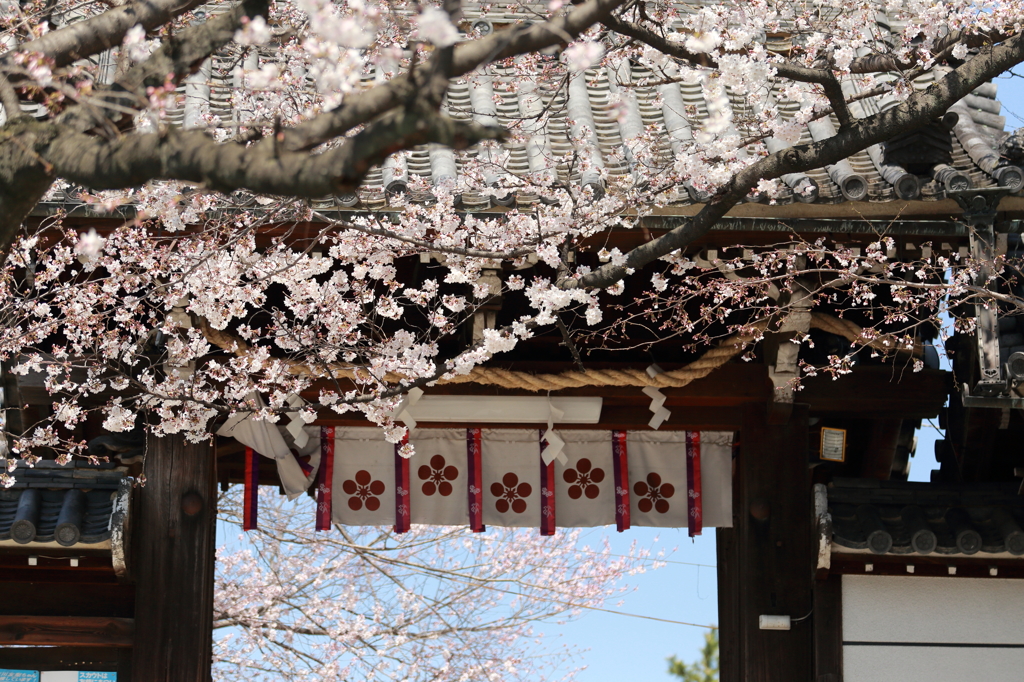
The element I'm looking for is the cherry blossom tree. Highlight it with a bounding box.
[0,0,1023,468]
[213,488,656,681]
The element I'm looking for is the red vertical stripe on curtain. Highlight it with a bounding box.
[394,435,411,534]
[686,431,703,537]
[315,426,335,531]
[467,428,485,532]
[612,431,630,532]
[243,446,258,531]
[540,430,556,536]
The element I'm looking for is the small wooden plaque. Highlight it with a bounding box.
[820,428,847,462]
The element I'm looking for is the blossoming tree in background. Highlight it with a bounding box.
[213,489,656,681]
[0,0,1022,466]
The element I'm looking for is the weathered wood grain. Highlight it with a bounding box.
[131,434,217,682]
[0,615,133,647]
[718,404,814,682]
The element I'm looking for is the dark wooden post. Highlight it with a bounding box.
[717,403,814,682]
[131,434,217,682]
[813,574,843,682]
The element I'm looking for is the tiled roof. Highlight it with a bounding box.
[0,461,127,548]
[827,478,1024,558]
[36,9,1021,213]
[343,64,1021,210]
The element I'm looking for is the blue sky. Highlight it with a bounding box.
[539,71,1024,682]
[538,527,719,681]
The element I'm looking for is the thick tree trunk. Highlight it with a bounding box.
[131,433,217,682]
[0,117,56,259]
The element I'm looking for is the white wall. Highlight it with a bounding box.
[843,575,1024,682]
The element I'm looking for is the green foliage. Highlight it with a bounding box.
[667,629,719,682]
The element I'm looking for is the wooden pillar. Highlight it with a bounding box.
[716,486,741,682]
[717,403,813,682]
[131,434,216,682]
[813,573,843,682]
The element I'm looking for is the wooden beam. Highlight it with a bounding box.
[9,358,949,423]
[860,419,903,480]
[131,434,217,682]
[799,367,949,418]
[717,404,814,682]
[830,553,1024,579]
[0,582,134,618]
[0,616,133,647]
[0,646,131,674]
[315,405,745,431]
[309,366,948,425]
[306,365,946,416]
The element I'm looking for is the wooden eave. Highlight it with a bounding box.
[829,553,1024,580]
[28,197,1023,251]
[28,192,1024,221]
[302,364,950,425]
[9,363,951,423]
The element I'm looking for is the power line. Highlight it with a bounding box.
[477,534,718,570]
[431,564,718,629]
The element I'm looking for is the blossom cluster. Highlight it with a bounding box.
[0,0,1019,466]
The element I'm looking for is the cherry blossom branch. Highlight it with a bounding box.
[60,0,271,131]
[567,29,1024,292]
[282,0,629,152]
[730,83,895,149]
[45,112,507,196]
[213,495,649,679]
[2,0,205,70]
[602,13,855,123]
[847,28,1008,74]
[0,73,21,119]
[310,211,544,260]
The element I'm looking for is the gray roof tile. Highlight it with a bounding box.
[0,463,127,547]
[828,479,1024,558]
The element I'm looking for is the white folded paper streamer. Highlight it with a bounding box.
[284,393,309,448]
[217,392,321,499]
[541,398,568,466]
[643,365,672,430]
[218,392,291,458]
[392,387,424,433]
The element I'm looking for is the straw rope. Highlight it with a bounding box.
[199,312,917,392]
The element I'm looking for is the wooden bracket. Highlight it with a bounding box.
[471,269,503,343]
[766,281,812,422]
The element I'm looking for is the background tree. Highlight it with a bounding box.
[213,488,657,681]
[668,629,719,682]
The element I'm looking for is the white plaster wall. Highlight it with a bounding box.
[843,575,1024,682]
[845,646,1024,682]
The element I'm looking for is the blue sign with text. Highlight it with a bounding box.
[0,671,39,682]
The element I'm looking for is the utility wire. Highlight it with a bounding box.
[477,534,718,569]
[434,567,719,629]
